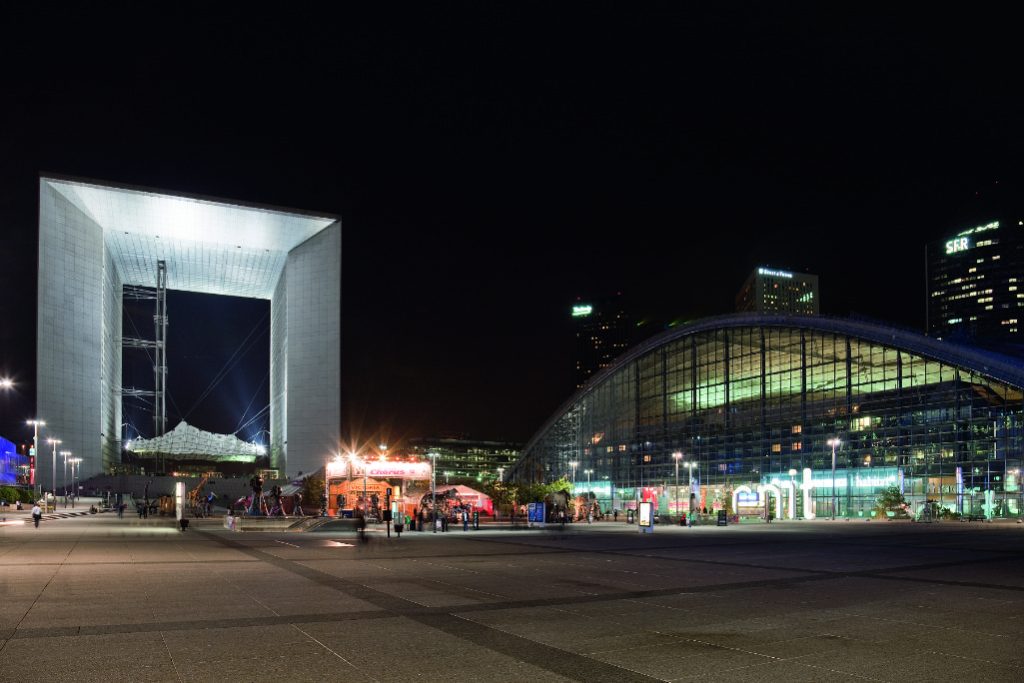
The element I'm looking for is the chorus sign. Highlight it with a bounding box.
[326,458,432,480]
[365,462,432,479]
[945,237,970,255]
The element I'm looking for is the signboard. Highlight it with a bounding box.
[175,482,185,521]
[572,304,593,317]
[638,501,653,527]
[758,267,793,279]
[945,237,970,254]
[327,458,432,480]
[527,502,546,527]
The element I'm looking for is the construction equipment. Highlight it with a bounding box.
[187,473,212,517]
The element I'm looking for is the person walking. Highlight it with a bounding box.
[31,503,42,528]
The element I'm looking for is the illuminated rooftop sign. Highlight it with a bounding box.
[956,220,999,237]
[945,237,970,255]
[572,305,593,317]
[758,267,793,279]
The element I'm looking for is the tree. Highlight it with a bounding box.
[876,485,908,518]
[302,474,324,508]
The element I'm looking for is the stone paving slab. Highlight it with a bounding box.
[1,514,1023,682]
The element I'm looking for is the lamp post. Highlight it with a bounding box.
[27,419,45,496]
[672,452,682,520]
[47,437,61,512]
[569,460,579,490]
[684,460,696,515]
[60,451,71,504]
[429,452,439,533]
[70,457,82,504]
[828,437,841,521]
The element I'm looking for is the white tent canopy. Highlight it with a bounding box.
[127,421,264,462]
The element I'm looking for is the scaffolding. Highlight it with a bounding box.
[122,260,169,456]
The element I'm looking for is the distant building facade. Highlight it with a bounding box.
[926,218,1024,342]
[573,293,631,388]
[736,267,819,315]
[0,435,28,485]
[407,437,520,483]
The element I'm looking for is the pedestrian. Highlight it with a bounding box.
[355,509,367,543]
[32,503,42,528]
[462,508,469,532]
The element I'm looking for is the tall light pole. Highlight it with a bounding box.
[60,450,71,502]
[27,419,45,495]
[429,452,439,533]
[828,437,841,521]
[672,452,682,520]
[684,460,696,514]
[47,437,61,511]
[69,457,82,504]
[569,460,578,490]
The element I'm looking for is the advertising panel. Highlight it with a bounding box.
[638,501,653,527]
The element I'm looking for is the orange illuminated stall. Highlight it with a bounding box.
[325,456,433,518]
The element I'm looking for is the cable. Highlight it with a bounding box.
[234,368,270,433]
[181,310,269,421]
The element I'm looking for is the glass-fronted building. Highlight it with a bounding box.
[926,217,1024,342]
[0,435,28,486]
[736,267,819,315]
[408,437,520,484]
[509,314,1024,521]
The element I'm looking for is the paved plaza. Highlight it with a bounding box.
[1,511,1023,682]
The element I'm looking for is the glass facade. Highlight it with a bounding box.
[0,436,27,485]
[736,267,819,315]
[408,438,520,483]
[511,315,1024,521]
[927,218,1024,341]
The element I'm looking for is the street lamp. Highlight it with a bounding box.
[828,437,841,521]
[27,419,45,495]
[569,460,579,489]
[69,457,82,503]
[429,452,439,533]
[0,378,13,390]
[60,450,71,502]
[47,437,61,511]
[672,452,682,521]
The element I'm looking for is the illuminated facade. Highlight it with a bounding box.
[573,293,631,388]
[37,176,341,487]
[0,436,27,486]
[408,437,520,483]
[926,218,1024,342]
[510,314,1024,521]
[736,267,819,315]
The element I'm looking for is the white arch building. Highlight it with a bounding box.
[36,176,341,487]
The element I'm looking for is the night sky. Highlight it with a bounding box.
[1,5,1022,451]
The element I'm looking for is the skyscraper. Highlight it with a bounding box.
[573,293,630,389]
[736,267,819,314]
[926,217,1024,342]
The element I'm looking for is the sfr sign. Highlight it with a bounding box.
[945,237,970,255]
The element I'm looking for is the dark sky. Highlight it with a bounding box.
[1,4,1022,450]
